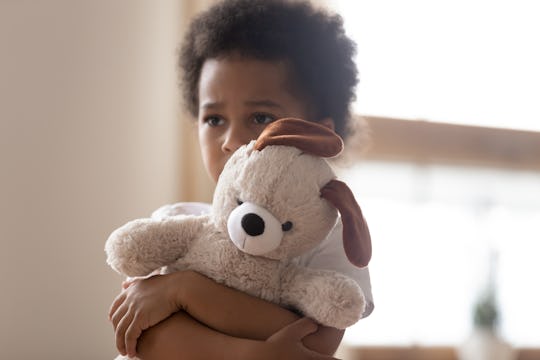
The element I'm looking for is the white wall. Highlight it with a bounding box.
[0,1,187,358]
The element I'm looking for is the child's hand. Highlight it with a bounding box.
[108,272,184,358]
[264,318,340,360]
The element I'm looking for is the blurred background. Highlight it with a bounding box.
[0,1,538,359]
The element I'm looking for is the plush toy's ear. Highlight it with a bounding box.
[254,118,343,157]
[320,180,372,268]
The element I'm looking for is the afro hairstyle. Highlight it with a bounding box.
[179,0,359,140]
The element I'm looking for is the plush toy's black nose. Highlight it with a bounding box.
[241,213,265,236]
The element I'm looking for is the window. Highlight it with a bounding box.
[322,0,540,347]
[339,160,540,347]
[329,0,540,132]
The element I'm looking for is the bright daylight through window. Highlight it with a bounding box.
[327,0,540,347]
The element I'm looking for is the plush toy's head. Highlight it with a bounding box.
[212,118,371,267]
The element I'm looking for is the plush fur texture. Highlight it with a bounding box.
[106,119,367,359]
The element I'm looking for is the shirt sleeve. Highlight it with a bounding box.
[298,219,374,318]
[151,202,212,219]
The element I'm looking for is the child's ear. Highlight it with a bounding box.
[318,117,335,132]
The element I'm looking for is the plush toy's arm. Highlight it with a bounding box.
[280,266,365,329]
[105,215,206,277]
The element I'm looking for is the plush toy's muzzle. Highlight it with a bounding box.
[227,201,285,255]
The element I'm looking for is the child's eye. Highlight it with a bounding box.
[252,113,276,125]
[204,115,225,127]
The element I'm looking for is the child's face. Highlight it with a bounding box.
[197,55,327,183]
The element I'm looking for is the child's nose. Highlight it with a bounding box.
[221,125,251,153]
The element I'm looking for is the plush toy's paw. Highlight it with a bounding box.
[105,218,164,277]
[312,275,365,329]
[282,269,365,329]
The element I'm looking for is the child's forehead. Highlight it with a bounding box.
[199,57,312,111]
[201,56,290,83]
[201,55,294,86]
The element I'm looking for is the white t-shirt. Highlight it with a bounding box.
[152,202,374,318]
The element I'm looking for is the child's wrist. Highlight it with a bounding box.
[169,270,198,311]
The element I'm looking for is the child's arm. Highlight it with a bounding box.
[111,270,344,359]
[137,312,340,360]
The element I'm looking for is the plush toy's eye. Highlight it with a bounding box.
[236,199,243,206]
[281,221,293,232]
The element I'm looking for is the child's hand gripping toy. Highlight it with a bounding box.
[106,118,372,333]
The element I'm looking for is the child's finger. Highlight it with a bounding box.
[122,278,136,289]
[289,317,319,339]
[274,317,319,342]
[115,310,135,356]
[124,316,144,358]
[108,292,127,320]
[110,302,129,330]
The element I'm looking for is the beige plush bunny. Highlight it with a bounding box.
[106,118,372,354]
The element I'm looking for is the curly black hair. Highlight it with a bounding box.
[179,0,358,140]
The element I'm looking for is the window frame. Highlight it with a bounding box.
[354,116,540,171]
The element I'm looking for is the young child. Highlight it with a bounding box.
[108,0,373,359]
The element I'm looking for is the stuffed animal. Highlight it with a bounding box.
[106,118,372,338]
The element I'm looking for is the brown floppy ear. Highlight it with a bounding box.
[254,118,343,158]
[320,180,372,268]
